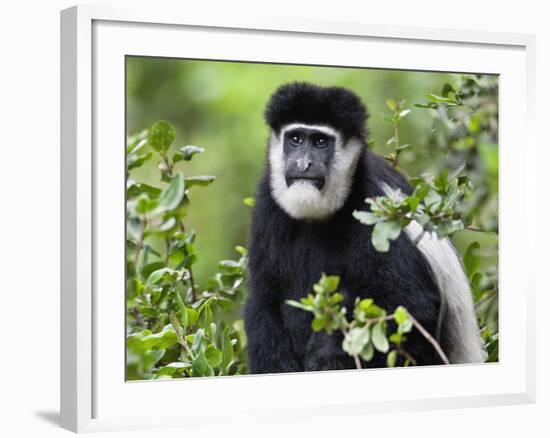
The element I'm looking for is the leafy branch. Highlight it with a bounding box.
[287,274,449,369]
[382,99,412,169]
[353,169,477,252]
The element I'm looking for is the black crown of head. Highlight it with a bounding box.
[264,82,369,140]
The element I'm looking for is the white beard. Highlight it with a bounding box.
[268,124,363,221]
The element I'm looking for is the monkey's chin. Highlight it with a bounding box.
[273,180,337,221]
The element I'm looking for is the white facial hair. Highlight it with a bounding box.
[269,123,363,221]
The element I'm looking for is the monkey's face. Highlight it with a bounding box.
[269,123,363,221]
[283,126,334,191]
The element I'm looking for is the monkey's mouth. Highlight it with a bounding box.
[285,176,325,191]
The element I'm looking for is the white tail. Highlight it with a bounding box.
[381,184,487,364]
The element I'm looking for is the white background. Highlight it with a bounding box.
[0,0,546,437]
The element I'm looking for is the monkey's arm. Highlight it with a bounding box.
[244,280,302,374]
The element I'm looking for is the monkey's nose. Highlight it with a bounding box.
[296,159,312,173]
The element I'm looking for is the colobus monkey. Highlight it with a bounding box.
[244,82,487,373]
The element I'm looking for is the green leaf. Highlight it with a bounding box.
[434,169,449,192]
[463,241,481,278]
[363,303,385,318]
[205,345,223,368]
[358,298,374,311]
[372,321,389,353]
[138,327,178,350]
[413,182,431,201]
[235,245,247,256]
[175,292,188,330]
[386,99,398,111]
[191,328,206,353]
[140,261,165,280]
[311,317,325,332]
[157,361,192,377]
[127,182,161,199]
[221,328,234,369]
[148,120,176,154]
[399,320,413,334]
[372,220,402,252]
[128,152,153,171]
[192,350,212,377]
[343,326,370,355]
[436,219,464,238]
[157,173,185,212]
[414,103,436,109]
[185,175,216,188]
[186,307,198,326]
[405,196,420,211]
[389,332,404,344]
[174,145,205,162]
[320,274,340,293]
[427,94,457,104]
[127,129,149,154]
[359,341,375,362]
[387,350,398,367]
[146,267,176,285]
[136,193,158,214]
[217,259,241,272]
[353,210,383,225]
[398,109,411,118]
[441,83,456,97]
[286,300,314,313]
[394,306,409,325]
[243,197,256,207]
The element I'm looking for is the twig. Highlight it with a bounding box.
[162,154,173,177]
[407,312,450,364]
[466,225,492,233]
[188,265,198,302]
[170,314,195,360]
[395,346,417,366]
[133,216,147,269]
[392,123,400,168]
[179,223,198,302]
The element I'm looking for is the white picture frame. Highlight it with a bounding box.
[60,4,536,433]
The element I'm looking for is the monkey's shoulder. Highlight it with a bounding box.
[362,150,413,197]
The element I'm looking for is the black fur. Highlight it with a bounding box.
[245,84,442,373]
[265,82,368,141]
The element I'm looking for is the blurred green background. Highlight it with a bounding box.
[126,56,497,288]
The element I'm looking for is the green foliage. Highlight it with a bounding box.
[353,169,473,251]
[381,99,412,168]
[415,75,499,231]
[126,120,248,380]
[287,275,429,368]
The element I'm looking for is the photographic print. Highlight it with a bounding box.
[125,57,498,380]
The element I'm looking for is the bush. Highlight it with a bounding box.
[126,121,248,379]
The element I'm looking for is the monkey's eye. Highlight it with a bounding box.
[313,135,329,148]
[289,133,303,146]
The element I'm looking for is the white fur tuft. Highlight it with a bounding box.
[269,123,363,220]
[381,183,487,364]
